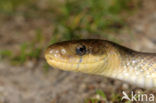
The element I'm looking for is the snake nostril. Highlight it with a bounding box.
[48,56,53,60]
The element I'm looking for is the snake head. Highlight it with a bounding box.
[45,39,109,74]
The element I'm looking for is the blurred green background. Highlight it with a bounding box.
[0,0,140,65]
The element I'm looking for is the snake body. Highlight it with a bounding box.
[45,39,156,88]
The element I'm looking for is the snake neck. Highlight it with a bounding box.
[98,41,137,77]
[98,42,156,88]
[99,44,123,76]
[109,45,156,88]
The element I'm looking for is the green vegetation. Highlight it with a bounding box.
[85,89,124,103]
[85,89,107,103]
[11,43,42,64]
[0,50,12,59]
[0,0,31,14]
[0,0,140,65]
[0,0,140,41]
[0,32,43,65]
[50,0,140,42]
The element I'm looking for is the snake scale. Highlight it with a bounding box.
[45,39,156,88]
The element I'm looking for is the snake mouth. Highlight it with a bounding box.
[45,54,106,65]
[45,53,108,73]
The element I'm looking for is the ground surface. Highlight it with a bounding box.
[0,0,156,103]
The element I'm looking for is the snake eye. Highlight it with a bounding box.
[76,45,86,56]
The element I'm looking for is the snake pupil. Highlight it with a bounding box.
[76,45,86,56]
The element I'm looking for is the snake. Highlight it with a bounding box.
[45,39,156,88]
